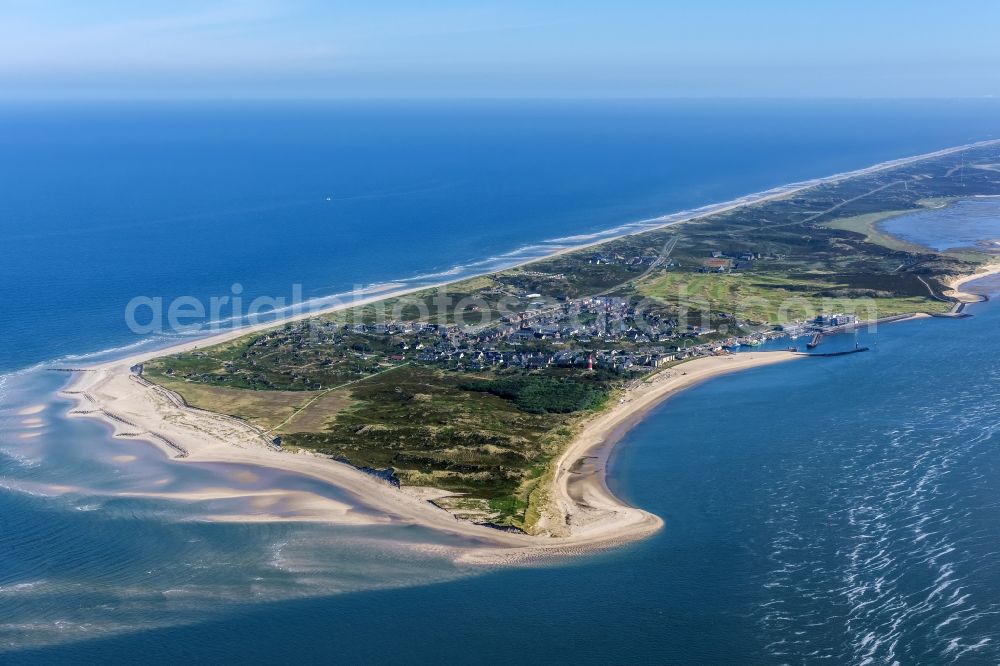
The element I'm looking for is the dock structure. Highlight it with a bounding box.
[797,346,870,358]
[806,333,823,349]
[932,300,977,318]
[933,288,990,318]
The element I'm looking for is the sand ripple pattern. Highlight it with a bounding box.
[0,370,471,652]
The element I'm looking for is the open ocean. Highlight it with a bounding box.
[2,100,1000,663]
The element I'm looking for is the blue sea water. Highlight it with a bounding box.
[3,100,1000,663]
[882,198,1000,251]
[2,99,1000,373]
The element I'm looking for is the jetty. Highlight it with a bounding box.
[797,346,870,358]
[932,299,978,318]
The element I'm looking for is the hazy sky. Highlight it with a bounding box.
[3,0,999,99]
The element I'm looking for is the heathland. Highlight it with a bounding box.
[140,142,1000,532]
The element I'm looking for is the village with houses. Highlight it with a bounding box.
[141,141,1000,528]
[153,265,868,394]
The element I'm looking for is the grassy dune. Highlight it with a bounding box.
[640,270,951,324]
[144,143,1000,530]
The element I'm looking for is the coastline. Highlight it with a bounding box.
[56,139,1000,563]
[944,261,1000,302]
[66,349,798,562]
[465,352,802,563]
[42,137,1000,375]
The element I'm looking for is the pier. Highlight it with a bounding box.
[931,299,979,318]
[796,346,870,358]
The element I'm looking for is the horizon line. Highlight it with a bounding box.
[2,94,1000,105]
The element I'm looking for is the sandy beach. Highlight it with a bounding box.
[944,261,1000,302]
[57,139,1000,563]
[67,347,799,561]
[56,138,1000,373]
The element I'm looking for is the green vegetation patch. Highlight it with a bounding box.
[460,375,608,414]
[152,377,319,432]
[819,211,933,253]
[141,143,1000,532]
[640,269,951,324]
[279,365,598,529]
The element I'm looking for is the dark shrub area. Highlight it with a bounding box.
[461,376,608,414]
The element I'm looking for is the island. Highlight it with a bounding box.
[67,141,1000,559]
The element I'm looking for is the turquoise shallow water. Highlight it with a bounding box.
[5,281,999,664]
[3,101,1000,663]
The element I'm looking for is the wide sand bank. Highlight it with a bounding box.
[67,351,798,563]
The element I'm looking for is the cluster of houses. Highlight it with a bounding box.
[700,249,763,273]
[776,313,862,339]
[588,252,659,266]
[239,294,686,374]
[813,313,860,328]
[417,345,678,372]
[498,296,676,344]
[233,290,817,380]
[322,290,787,373]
